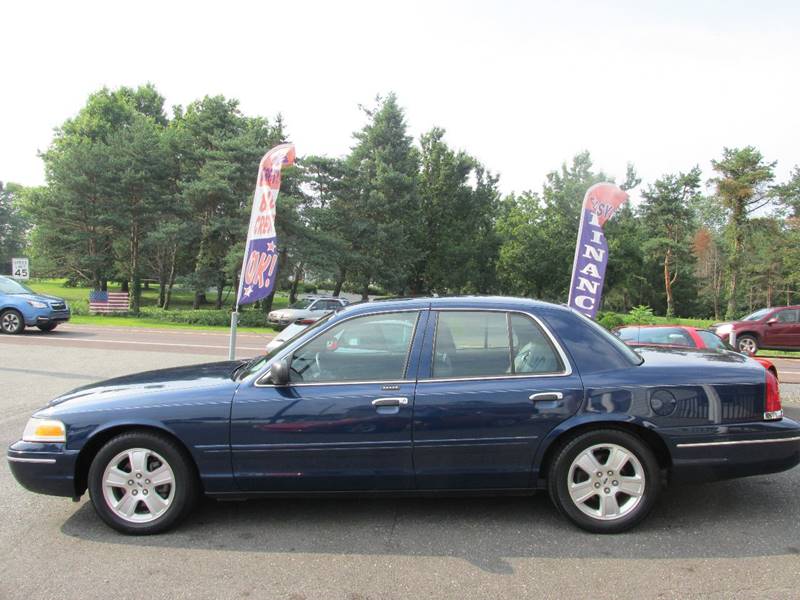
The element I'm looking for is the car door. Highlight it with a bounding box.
[764,309,799,347]
[412,309,583,490]
[231,309,428,492]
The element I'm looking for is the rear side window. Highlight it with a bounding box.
[434,312,510,378]
[637,327,694,347]
[432,311,564,378]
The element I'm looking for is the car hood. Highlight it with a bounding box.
[46,360,243,408]
[13,293,65,304]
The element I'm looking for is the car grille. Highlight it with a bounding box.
[50,302,67,311]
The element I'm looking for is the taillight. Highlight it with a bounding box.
[764,369,782,420]
[296,318,315,325]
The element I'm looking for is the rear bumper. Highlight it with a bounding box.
[664,418,800,483]
[7,441,78,498]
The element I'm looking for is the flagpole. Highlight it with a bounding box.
[228,303,239,360]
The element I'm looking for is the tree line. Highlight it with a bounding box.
[1,84,798,320]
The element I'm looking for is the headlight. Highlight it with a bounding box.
[715,324,733,336]
[27,300,47,309]
[22,418,66,443]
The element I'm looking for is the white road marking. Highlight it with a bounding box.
[0,336,264,352]
[58,325,271,339]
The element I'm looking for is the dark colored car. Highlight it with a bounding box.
[614,325,778,378]
[710,306,800,354]
[0,275,71,334]
[7,297,799,535]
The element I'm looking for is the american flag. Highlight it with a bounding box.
[89,290,129,313]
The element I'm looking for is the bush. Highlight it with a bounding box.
[626,305,656,325]
[135,307,268,328]
[598,312,625,330]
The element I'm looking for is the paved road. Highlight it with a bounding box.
[0,322,273,358]
[772,357,800,384]
[2,340,800,598]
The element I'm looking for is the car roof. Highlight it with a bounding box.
[333,295,569,319]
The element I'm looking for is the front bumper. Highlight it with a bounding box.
[665,418,800,483]
[23,308,71,327]
[7,441,79,498]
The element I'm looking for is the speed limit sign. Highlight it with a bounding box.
[12,257,29,280]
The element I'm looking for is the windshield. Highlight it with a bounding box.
[742,308,772,321]
[288,298,313,310]
[0,277,34,295]
[235,312,335,380]
[573,310,644,365]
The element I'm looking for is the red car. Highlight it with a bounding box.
[614,325,778,379]
[709,306,800,355]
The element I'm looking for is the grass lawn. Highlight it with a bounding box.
[26,278,286,332]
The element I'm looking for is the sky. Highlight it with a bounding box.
[2,0,799,199]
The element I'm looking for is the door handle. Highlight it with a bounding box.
[371,397,409,407]
[529,392,564,402]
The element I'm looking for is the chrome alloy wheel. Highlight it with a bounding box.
[102,448,176,523]
[567,443,645,521]
[738,337,757,355]
[1,311,21,333]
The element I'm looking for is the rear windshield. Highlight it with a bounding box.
[637,327,694,347]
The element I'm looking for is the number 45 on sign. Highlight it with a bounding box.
[12,258,29,280]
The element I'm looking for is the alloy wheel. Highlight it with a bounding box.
[1,311,21,333]
[566,443,645,521]
[101,448,176,523]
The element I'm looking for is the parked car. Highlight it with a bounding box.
[710,306,800,354]
[0,275,71,334]
[614,325,778,379]
[8,297,798,535]
[265,316,324,353]
[267,296,349,327]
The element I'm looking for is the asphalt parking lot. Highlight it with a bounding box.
[2,329,800,599]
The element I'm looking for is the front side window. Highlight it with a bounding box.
[776,309,799,323]
[288,312,419,383]
[615,327,639,342]
[432,311,564,378]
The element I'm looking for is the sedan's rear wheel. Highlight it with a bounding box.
[548,429,661,533]
[88,431,198,534]
[1,309,24,334]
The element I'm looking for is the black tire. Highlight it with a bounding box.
[88,431,199,535]
[36,323,58,332]
[548,429,661,534]
[736,334,759,355]
[1,309,25,334]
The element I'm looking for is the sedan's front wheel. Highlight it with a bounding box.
[548,429,661,533]
[88,431,199,534]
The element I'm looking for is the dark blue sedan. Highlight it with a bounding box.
[7,297,800,534]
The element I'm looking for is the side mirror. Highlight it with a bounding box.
[268,358,290,386]
[767,317,778,325]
